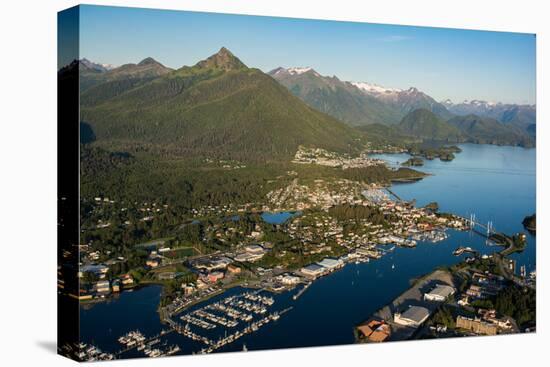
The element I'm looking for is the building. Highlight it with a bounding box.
[181,283,196,296]
[146,258,160,268]
[478,309,513,331]
[456,316,497,335]
[80,264,109,278]
[280,273,301,285]
[121,274,134,286]
[94,280,110,294]
[111,280,121,293]
[234,252,264,262]
[466,284,483,298]
[457,295,470,306]
[194,257,232,271]
[300,263,325,278]
[394,306,430,327]
[356,247,382,259]
[424,284,456,302]
[157,272,177,280]
[245,244,266,254]
[196,279,208,290]
[317,257,344,271]
[357,319,391,342]
[207,271,225,283]
[227,264,241,274]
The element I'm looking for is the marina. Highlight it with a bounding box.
[167,290,292,354]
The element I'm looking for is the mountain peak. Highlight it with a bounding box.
[352,81,402,95]
[79,58,114,72]
[138,57,162,66]
[287,67,315,75]
[268,66,319,77]
[196,47,247,71]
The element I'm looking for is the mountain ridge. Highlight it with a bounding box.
[269,66,453,125]
[78,49,366,162]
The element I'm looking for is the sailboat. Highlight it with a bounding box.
[391,264,395,270]
[242,344,248,352]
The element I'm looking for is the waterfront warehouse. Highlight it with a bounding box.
[423,284,456,302]
[317,258,344,271]
[300,264,325,278]
[393,306,430,327]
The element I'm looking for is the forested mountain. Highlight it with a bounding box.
[80,57,173,105]
[269,66,535,147]
[442,99,536,136]
[78,48,364,162]
[394,109,534,147]
[398,109,462,142]
[447,114,534,147]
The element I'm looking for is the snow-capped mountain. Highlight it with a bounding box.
[269,66,453,124]
[80,58,116,72]
[287,66,315,75]
[351,81,402,95]
[270,66,320,77]
[351,82,453,120]
[442,99,536,131]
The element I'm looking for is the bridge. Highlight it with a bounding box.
[464,213,495,239]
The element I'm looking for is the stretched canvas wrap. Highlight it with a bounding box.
[58,4,536,362]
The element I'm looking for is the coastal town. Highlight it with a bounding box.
[58,148,536,361]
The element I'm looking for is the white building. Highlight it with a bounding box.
[300,264,325,278]
[424,284,456,302]
[394,306,430,327]
[245,244,266,254]
[317,257,344,271]
[234,252,264,262]
[280,274,301,285]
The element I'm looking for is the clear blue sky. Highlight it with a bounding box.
[73,5,535,104]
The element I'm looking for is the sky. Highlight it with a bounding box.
[65,5,535,104]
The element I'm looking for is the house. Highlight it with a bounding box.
[146,258,160,268]
[357,319,391,342]
[121,274,134,286]
[394,306,430,327]
[112,279,121,292]
[424,284,456,302]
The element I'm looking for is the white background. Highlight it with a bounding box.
[0,0,547,366]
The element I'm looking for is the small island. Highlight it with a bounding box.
[522,214,536,234]
[408,145,461,162]
[402,157,424,167]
